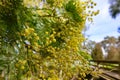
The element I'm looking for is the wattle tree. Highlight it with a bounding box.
[0,0,99,79]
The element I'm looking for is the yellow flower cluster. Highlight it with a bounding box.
[23,0,41,8]
[22,27,40,51]
[82,0,99,22]
[14,0,100,79]
[45,30,57,46]
[15,60,26,70]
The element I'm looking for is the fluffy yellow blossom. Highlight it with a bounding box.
[33,33,37,36]
[21,66,25,70]
[35,36,39,40]
[45,32,49,34]
[53,39,56,42]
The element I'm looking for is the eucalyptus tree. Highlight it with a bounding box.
[91,43,104,60]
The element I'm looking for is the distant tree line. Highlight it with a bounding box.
[91,36,120,61]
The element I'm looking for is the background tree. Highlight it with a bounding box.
[83,40,96,54]
[91,43,104,60]
[107,46,119,61]
[101,36,117,53]
[109,0,120,18]
[110,0,120,61]
[94,36,120,61]
[116,36,120,61]
[101,36,119,61]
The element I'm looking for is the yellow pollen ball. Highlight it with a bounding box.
[45,32,49,34]
[21,66,25,70]
[53,39,56,42]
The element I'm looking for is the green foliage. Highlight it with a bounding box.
[65,0,82,22]
[109,0,120,18]
[79,51,92,60]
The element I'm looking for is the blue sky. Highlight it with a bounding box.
[85,0,120,42]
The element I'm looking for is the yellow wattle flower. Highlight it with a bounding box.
[53,39,56,42]
[25,29,30,36]
[45,31,49,34]
[35,36,39,40]
[21,66,25,70]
